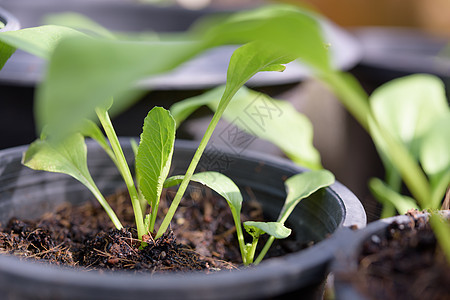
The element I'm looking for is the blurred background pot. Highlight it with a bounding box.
[351,27,450,99]
[331,211,450,299]
[0,138,366,299]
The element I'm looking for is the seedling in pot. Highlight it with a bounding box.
[0,5,336,265]
[317,71,450,260]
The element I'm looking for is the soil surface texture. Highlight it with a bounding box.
[0,187,303,274]
[348,210,450,300]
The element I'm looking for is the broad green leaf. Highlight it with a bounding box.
[164,171,243,212]
[420,115,450,177]
[278,170,334,224]
[0,25,86,61]
[170,85,321,170]
[369,178,419,215]
[21,133,123,229]
[22,133,93,186]
[244,221,291,239]
[370,74,449,159]
[200,4,330,72]
[35,36,205,137]
[420,115,450,209]
[136,107,176,229]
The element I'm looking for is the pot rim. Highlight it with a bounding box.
[0,139,366,298]
[332,210,450,300]
[0,7,20,32]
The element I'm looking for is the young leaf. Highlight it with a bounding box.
[254,170,334,265]
[278,170,335,224]
[170,85,321,169]
[369,178,419,215]
[22,133,123,229]
[136,107,176,231]
[216,41,296,114]
[164,171,247,262]
[164,171,243,213]
[244,221,291,239]
[243,221,291,265]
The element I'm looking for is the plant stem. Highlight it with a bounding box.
[321,72,431,209]
[87,180,123,230]
[156,87,239,239]
[95,107,146,239]
[254,236,274,265]
[245,238,259,266]
[231,210,248,265]
[380,168,402,218]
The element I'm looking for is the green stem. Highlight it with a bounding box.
[380,167,402,218]
[87,181,123,230]
[245,238,259,266]
[156,87,239,239]
[95,107,146,239]
[254,235,274,265]
[231,210,248,265]
[130,139,148,217]
[321,71,431,210]
[149,201,159,233]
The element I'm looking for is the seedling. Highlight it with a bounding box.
[319,73,450,260]
[0,5,335,265]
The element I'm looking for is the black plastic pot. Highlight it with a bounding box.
[0,138,366,300]
[331,211,450,300]
[351,27,450,99]
[0,7,20,32]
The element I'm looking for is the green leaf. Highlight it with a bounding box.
[170,85,321,170]
[369,178,419,215]
[420,115,450,208]
[370,74,449,159]
[164,171,247,262]
[0,25,86,61]
[164,171,243,212]
[136,107,176,230]
[244,221,291,239]
[217,41,296,114]
[0,36,16,70]
[200,4,330,72]
[35,36,205,137]
[21,133,123,229]
[420,114,450,178]
[278,170,334,224]
[22,133,94,186]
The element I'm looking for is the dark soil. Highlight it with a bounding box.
[0,187,302,274]
[348,210,450,300]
